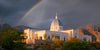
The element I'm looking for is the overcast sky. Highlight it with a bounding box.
[0,0,100,29]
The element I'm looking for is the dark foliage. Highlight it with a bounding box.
[0,28,26,50]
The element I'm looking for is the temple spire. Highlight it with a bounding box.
[55,12,58,19]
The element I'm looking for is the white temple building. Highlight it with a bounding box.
[24,13,92,44]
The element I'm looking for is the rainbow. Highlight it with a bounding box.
[17,0,45,25]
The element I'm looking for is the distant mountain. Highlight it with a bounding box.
[0,23,29,31]
[13,25,44,32]
[0,23,11,30]
[0,23,44,32]
[76,24,100,42]
[13,25,30,32]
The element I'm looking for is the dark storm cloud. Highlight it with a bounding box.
[1,0,100,29]
[0,0,40,25]
[21,0,100,29]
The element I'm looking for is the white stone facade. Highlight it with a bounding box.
[24,13,92,44]
[35,30,68,41]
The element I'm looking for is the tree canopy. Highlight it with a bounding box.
[0,28,26,50]
[61,37,90,50]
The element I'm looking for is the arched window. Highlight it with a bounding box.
[75,36,77,38]
[83,38,86,41]
[39,36,42,40]
[48,36,50,40]
[55,36,60,39]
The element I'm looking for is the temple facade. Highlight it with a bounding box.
[24,13,92,44]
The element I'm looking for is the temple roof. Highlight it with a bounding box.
[51,13,63,26]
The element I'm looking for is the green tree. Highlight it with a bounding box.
[13,42,27,50]
[0,28,26,50]
[51,33,54,40]
[88,41,100,50]
[61,37,89,50]
[53,38,61,46]
[69,37,81,42]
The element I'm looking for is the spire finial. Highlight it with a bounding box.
[55,12,58,19]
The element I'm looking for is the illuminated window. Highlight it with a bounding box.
[35,34,38,39]
[56,26,58,29]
